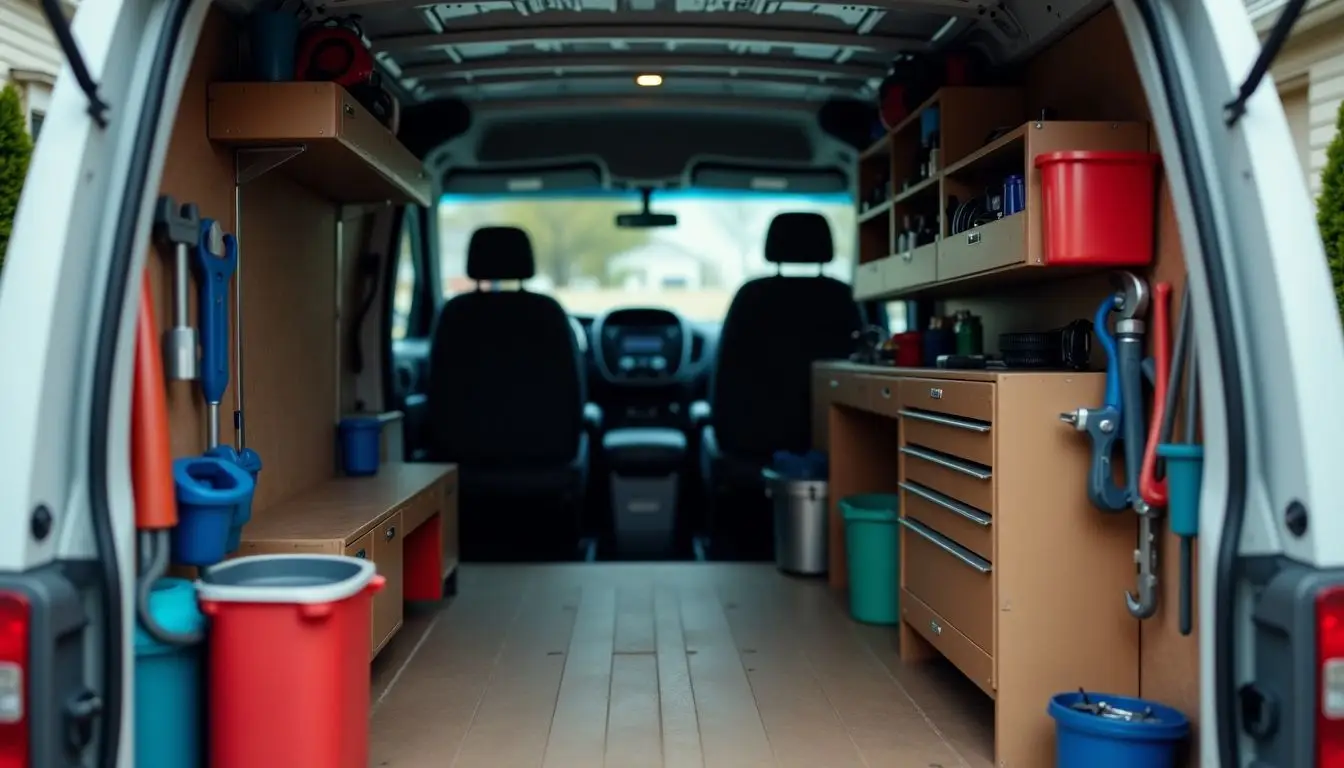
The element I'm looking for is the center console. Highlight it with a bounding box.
[592,308,691,384]
[602,428,687,558]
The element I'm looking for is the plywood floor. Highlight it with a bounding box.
[369,564,994,768]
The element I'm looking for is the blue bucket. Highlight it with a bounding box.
[134,578,206,768]
[207,446,264,553]
[339,416,383,477]
[172,456,255,567]
[1049,692,1190,768]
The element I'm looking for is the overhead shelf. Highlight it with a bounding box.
[207,82,432,207]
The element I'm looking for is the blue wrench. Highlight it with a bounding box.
[193,218,237,449]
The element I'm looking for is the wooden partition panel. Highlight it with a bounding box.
[149,10,340,519]
[148,8,238,459]
[936,6,1202,760]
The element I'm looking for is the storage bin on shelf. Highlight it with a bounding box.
[196,554,385,768]
[840,493,901,624]
[134,578,206,768]
[1035,150,1162,267]
[338,415,384,476]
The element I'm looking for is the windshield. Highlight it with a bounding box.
[436,190,856,322]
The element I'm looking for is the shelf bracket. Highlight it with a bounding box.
[236,145,306,186]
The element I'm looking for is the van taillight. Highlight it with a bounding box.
[0,591,29,768]
[1319,585,1344,766]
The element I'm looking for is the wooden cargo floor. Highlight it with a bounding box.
[369,564,993,767]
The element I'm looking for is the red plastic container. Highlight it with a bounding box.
[890,331,923,367]
[196,555,385,768]
[1034,150,1162,267]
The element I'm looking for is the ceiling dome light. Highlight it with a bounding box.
[635,74,663,87]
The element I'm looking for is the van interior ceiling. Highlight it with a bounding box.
[113,0,1214,765]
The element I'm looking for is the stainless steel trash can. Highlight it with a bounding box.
[763,468,829,575]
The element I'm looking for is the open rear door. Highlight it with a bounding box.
[1114,0,1344,763]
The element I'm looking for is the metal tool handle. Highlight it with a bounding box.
[898,409,991,434]
[899,481,991,526]
[899,445,992,481]
[193,219,238,406]
[899,517,992,574]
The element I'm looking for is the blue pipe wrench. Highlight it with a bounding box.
[192,218,237,449]
[1061,272,1150,513]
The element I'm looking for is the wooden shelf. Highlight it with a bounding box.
[893,174,940,205]
[944,125,1027,177]
[858,199,893,224]
[207,82,432,207]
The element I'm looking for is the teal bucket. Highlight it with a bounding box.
[841,494,901,625]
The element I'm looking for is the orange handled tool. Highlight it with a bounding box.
[1139,282,1172,508]
[131,269,178,530]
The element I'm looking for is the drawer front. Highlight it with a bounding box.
[902,589,994,696]
[901,445,994,512]
[900,409,992,466]
[344,530,374,561]
[400,485,439,532]
[816,371,867,412]
[853,260,886,301]
[938,212,1026,281]
[899,378,994,423]
[863,375,900,418]
[902,516,993,652]
[884,242,937,291]
[371,511,405,655]
[900,481,992,561]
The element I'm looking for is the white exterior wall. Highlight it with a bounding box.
[0,0,64,133]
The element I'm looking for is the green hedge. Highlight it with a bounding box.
[1319,98,1344,319]
[0,83,34,274]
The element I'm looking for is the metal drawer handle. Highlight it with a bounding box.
[898,408,990,433]
[899,481,991,526]
[900,445,993,481]
[385,526,397,541]
[901,250,914,263]
[929,620,943,636]
[966,231,982,245]
[880,386,892,399]
[899,517,992,574]
[929,387,943,400]
[354,549,367,559]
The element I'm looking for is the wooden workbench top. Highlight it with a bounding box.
[813,360,1103,381]
[245,462,457,543]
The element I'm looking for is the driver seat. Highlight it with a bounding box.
[697,212,862,558]
[426,226,589,560]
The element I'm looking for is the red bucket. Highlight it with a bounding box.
[197,555,385,768]
[1034,150,1161,268]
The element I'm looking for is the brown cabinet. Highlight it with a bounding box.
[813,362,1141,768]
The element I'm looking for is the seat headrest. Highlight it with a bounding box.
[765,212,833,265]
[466,226,535,281]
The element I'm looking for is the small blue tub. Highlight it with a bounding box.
[206,446,264,553]
[172,456,255,567]
[339,416,384,477]
[1049,691,1190,768]
[134,578,206,768]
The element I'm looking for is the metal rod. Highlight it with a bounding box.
[173,244,190,328]
[233,171,246,450]
[335,215,345,422]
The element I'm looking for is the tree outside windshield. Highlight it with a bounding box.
[435,191,856,322]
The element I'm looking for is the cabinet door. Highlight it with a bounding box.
[811,369,835,450]
[371,511,405,656]
[442,476,459,574]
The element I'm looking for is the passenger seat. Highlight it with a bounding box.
[426,226,589,560]
[696,212,862,558]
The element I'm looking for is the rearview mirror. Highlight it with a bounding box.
[615,211,678,228]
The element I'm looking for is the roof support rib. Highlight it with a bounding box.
[375,24,928,54]
[400,54,887,81]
